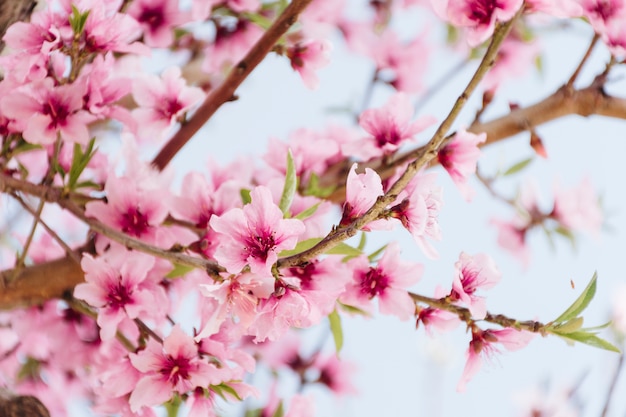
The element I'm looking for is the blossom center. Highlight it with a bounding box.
[138,8,164,30]
[360,267,389,298]
[245,232,276,262]
[467,0,500,24]
[106,281,133,308]
[120,207,150,236]
[42,97,70,127]
[375,129,401,148]
[161,355,191,385]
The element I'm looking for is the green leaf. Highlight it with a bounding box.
[294,202,320,220]
[240,189,252,205]
[278,238,322,257]
[272,401,285,417]
[555,331,621,353]
[165,264,194,279]
[328,309,344,354]
[279,149,297,216]
[548,316,584,334]
[357,232,367,251]
[554,226,577,249]
[68,138,97,190]
[243,12,273,29]
[164,394,182,417]
[303,172,335,198]
[338,302,371,317]
[367,244,388,262]
[244,408,263,417]
[553,272,597,324]
[503,157,533,176]
[325,243,362,257]
[69,5,90,35]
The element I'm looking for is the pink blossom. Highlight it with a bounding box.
[354,93,435,158]
[432,0,523,46]
[129,325,225,411]
[581,0,626,32]
[203,19,263,74]
[127,0,190,48]
[2,9,66,55]
[287,39,332,89]
[491,218,531,267]
[483,36,541,92]
[313,354,358,395]
[458,328,534,391]
[341,242,422,320]
[525,0,582,17]
[438,129,486,201]
[340,163,385,229]
[85,175,170,244]
[449,252,501,319]
[74,251,165,340]
[390,171,443,259]
[132,67,205,142]
[551,178,602,236]
[0,77,95,145]
[210,186,305,275]
[285,394,316,417]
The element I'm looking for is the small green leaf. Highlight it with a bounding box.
[549,316,584,334]
[211,382,243,401]
[69,5,90,35]
[553,272,597,324]
[294,202,320,220]
[240,189,252,205]
[165,264,194,279]
[357,232,367,251]
[554,226,577,249]
[68,138,97,190]
[279,150,297,216]
[367,244,388,262]
[325,243,362,257]
[278,238,322,257]
[303,172,335,198]
[503,157,533,176]
[556,331,621,353]
[338,302,371,317]
[244,408,263,417]
[272,401,285,417]
[328,309,344,354]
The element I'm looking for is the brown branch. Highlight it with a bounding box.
[151,0,314,170]
[0,0,38,52]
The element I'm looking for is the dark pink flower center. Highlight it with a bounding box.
[467,0,501,24]
[161,99,183,119]
[437,145,453,169]
[375,129,401,148]
[42,97,70,128]
[138,7,165,31]
[459,266,479,294]
[289,262,317,290]
[588,0,620,21]
[215,19,248,44]
[106,281,133,308]
[120,207,150,237]
[360,267,389,298]
[245,232,276,262]
[161,355,192,384]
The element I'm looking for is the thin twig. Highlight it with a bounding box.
[10,193,81,264]
[566,33,600,88]
[133,318,164,344]
[277,11,521,269]
[11,197,44,274]
[151,0,314,170]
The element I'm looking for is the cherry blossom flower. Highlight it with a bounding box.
[286,39,332,89]
[313,354,358,395]
[132,67,205,142]
[350,93,435,159]
[0,77,95,145]
[449,252,501,319]
[285,394,316,417]
[341,242,422,320]
[129,325,225,411]
[525,0,582,17]
[432,0,523,46]
[581,0,626,32]
[127,0,190,48]
[490,218,531,267]
[390,171,443,259]
[210,186,305,275]
[340,163,386,229]
[457,328,534,391]
[438,129,486,201]
[551,178,602,236]
[203,19,263,74]
[74,251,165,340]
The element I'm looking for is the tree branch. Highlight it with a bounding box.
[151,0,313,170]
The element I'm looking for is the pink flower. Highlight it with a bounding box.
[287,39,332,89]
[438,129,486,201]
[551,178,602,236]
[209,186,305,275]
[132,67,205,142]
[285,394,316,417]
[313,354,358,395]
[581,0,626,32]
[432,0,523,46]
[354,93,435,158]
[2,9,66,55]
[458,328,534,391]
[390,171,443,259]
[490,218,530,267]
[525,0,582,17]
[129,325,224,411]
[449,252,500,319]
[340,163,388,230]
[341,242,422,320]
[127,0,190,48]
[0,78,95,145]
[74,251,165,340]
[203,19,263,74]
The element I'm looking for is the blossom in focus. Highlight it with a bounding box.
[210,186,305,275]
[341,242,422,320]
[340,163,385,229]
[449,252,501,319]
[438,129,486,201]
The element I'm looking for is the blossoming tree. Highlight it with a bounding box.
[0,0,625,416]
